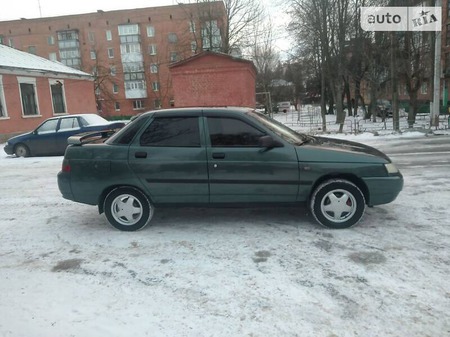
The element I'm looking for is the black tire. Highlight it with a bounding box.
[310,179,366,229]
[15,143,30,157]
[104,187,154,231]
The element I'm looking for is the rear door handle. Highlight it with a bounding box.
[212,152,225,159]
[135,152,147,159]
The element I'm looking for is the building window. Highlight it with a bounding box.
[115,102,120,111]
[168,33,178,43]
[124,72,145,81]
[125,81,146,90]
[108,48,114,58]
[202,20,222,51]
[148,44,157,55]
[8,38,14,48]
[147,26,155,37]
[110,66,116,76]
[120,43,141,54]
[118,24,139,36]
[106,30,112,41]
[150,64,158,73]
[18,78,39,116]
[57,29,81,70]
[27,46,37,55]
[49,52,57,61]
[90,50,96,60]
[421,82,428,95]
[47,36,55,45]
[170,52,178,62]
[152,82,160,91]
[154,99,161,109]
[88,32,95,43]
[191,41,197,53]
[0,75,7,118]
[133,100,145,110]
[50,80,66,114]
[189,22,196,33]
[113,83,119,93]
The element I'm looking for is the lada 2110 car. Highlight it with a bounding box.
[57,107,403,231]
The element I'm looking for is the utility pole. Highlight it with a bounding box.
[431,0,442,128]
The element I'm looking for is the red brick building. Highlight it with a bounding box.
[0,2,226,117]
[0,44,95,140]
[170,51,257,108]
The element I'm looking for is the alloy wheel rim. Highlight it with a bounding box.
[320,189,357,223]
[111,194,143,226]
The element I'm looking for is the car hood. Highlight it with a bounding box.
[296,136,391,163]
[6,131,33,144]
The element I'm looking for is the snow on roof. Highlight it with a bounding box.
[0,44,92,79]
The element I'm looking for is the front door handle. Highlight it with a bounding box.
[212,152,225,159]
[135,152,147,159]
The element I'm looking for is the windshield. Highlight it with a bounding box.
[246,111,307,145]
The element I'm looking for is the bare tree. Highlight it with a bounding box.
[189,0,264,54]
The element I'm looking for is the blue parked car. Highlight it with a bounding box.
[4,114,125,157]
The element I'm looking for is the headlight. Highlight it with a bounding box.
[384,163,399,174]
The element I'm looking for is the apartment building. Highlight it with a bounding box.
[0,2,226,116]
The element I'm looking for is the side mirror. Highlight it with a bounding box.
[259,135,283,150]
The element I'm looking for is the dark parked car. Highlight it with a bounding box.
[57,107,403,231]
[4,114,125,157]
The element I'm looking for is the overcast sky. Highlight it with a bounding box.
[0,0,184,20]
[0,0,291,57]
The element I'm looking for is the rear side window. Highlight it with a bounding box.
[140,117,200,147]
[207,117,265,147]
[59,117,80,131]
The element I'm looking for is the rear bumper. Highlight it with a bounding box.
[363,175,404,206]
[57,171,74,200]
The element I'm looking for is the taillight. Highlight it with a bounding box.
[62,159,71,173]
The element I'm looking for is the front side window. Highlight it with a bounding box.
[50,81,66,114]
[36,119,58,134]
[140,117,200,147]
[207,117,265,147]
[19,81,39,116]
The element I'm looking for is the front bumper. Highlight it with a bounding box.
[4,143,13,155]
[363,175,404,206]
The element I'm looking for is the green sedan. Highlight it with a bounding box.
[57,107,403,231]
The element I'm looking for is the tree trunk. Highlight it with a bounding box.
[407,92,417,128]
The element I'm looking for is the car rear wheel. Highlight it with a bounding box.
[104,187,154,231]
[15,144,30,157]
[310,179,366,229]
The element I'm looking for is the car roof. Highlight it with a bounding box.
[140,107,254,118]
[46,113,99,121]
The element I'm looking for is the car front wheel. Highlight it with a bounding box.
[15,143,30,157]
[310,179,366,229]
[104,187,154,231]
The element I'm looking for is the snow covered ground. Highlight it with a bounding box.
[1,112,450,337]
